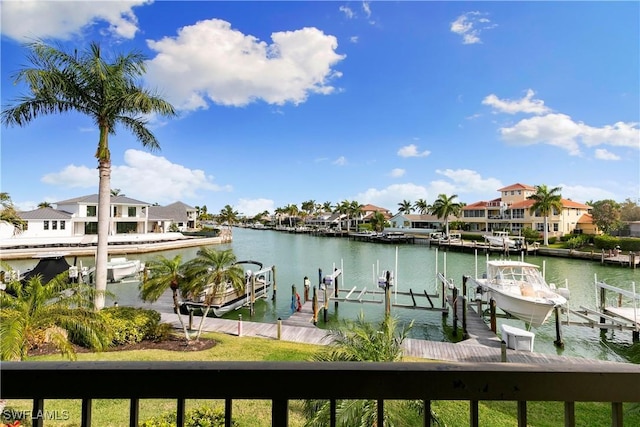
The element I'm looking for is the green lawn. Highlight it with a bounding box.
[5,332,639,426]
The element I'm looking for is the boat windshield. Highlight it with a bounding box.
[492,266,546,288]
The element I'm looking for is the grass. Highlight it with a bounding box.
[5,332,639,426]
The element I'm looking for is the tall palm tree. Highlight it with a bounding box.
[0,274,110,360]
[430,194,461,236]
[0,193,26,233]
[397,200,413,215]
[182,248,244,339]
[349,200,364,232]
[139,255,192,341]
[336,200,352,231]
[304,314,416,426]
[1,41,176,310]
[285,203,299,227]
[528,184,563,246]
[414,199,430,215]
[322,201,334,213]
[37,201,52,209]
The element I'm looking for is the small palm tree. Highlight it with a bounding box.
[304,313,416,426]
[430,194,461,237]
[182,248,244,339]
[528,184,563,246]
[139,254,192,341]
[370,211,387,233]
[0,193,26,234]
[2,41,176,310]
[0,274,110,360]
[414,199,430,215]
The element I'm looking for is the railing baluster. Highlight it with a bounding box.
[424,400,432,427]
[564,401,575,427]
[377,399,384,426]
[81,398,92,427]
[130,398,139,427]
[176,398,185,427]
[470,400,479,427]
[517,401,527,427]
[225,398,233,427]
[330,399,337,427]
[32,398,44,427]
[611,402,623,427]
[272,399,288,426]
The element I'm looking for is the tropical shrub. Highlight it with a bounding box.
[101,307,161,345]
[594,234,619,250]
[140,406,234,427]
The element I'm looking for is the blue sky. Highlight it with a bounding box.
[1,1,638,217]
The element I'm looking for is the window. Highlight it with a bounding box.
[87,206,97,217]
[60,221,65,230]
[128,207,136,217]
[85,222,98,234]
[52,221,57,230]
[44,221,49,230]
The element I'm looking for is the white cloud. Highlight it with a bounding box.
[450,11,496,45]
[339,5,355,19]
[333,156,348,166]
[362,2,372,19]
[389,168,406,178]
[350,36,359,43]
[482,89,551,115]
[594,149,620,161]
[499,113,639,155]
[559,184,616,203]
[236,198,275,217]
[397,144,430,158]
[41,149,231,205]
[0,0,149,41]
[434,169,503,196]
[145,19,346,110]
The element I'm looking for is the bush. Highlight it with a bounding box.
[593,235,640,252]
[147,322,175,342]
[101,307,161,346]
[141,406,234,427]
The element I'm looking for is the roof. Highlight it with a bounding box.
[18,207,72,220]
[577,213,593,224]
[361,204,390,213]
[148,202,193,222]
[497,183,536,192]
[55,194,150,206]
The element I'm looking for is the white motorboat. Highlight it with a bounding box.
[180,261,275,317]
[106,257,143,282]
[484,231,518,248]
[469,260,568,327]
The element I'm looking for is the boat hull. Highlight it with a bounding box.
[106,258,142,282]
[484,285,559,327]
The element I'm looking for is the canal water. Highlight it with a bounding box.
[6,227,640,363]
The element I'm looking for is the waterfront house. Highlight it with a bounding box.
[147,201,197,232]
[462,183,592,237]
[388,213,452,231]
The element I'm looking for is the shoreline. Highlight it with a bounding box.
[0,234,228,260]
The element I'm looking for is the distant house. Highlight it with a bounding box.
[388,213,451,230]
[147,201,197,232]
[462,183,593,236]
[11,195,151,239]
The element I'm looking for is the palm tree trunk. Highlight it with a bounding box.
[94,159,111,310]
[172,289,192,341]
[195,304,213,340]
[543,217,549,246]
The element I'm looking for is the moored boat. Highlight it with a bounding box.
[106,257,143,282]
[468,259,568,327]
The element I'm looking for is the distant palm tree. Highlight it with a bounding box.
[528,184,563,246]
[218,205,239,229]
[397,199,413,215]
[37,201,52,209]
[139,254,192,341]
[1,41,176,310]
[336,200,352,231]
[414,199,430,215]
[110,189,124,197]
[370,211,387,232]
[430,194,461,236]
[0,274,110,360]
[285,204,299,227]
[0,193,26,233]
[303,313,416,426]
[349,200,364,232]
[322,201,334,213]
[182,248,244,339]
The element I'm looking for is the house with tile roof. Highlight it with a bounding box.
[462,183,593,237]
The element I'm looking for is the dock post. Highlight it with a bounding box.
[323,285,328,323]
[452,286,458,337]
[250,274,256,317]
[384,270,391,318]
[312,287,318,325]
[553,306,564,348]
[334,268,339,309]
[277,318,282,340]
[462,295,468,339]
[238,314,242,337]
[490,298,497,333]
[441,275,447,318]
[599,285,607,328]
[272,265,277,300]
[501,340,507,362]
[303,276,310,302]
